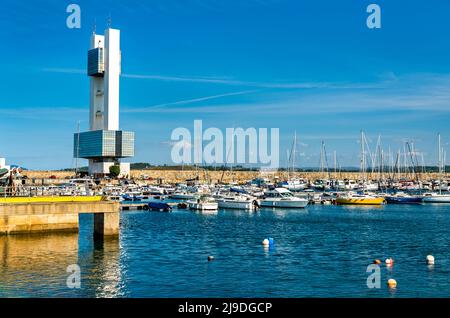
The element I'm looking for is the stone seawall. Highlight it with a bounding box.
[22,170,446,184]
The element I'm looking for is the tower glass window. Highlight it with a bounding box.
[87,47,105,77]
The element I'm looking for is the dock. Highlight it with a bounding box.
[121,202,148,211]
[0,196,120,237]
[121,202,178,211]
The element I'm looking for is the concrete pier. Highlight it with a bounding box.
[0,201,120,237]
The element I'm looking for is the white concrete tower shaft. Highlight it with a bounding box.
[104,28,121,131]
[89,28,121,131]
[89,34,105,131]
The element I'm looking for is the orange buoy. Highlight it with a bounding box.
[387,279,397,288]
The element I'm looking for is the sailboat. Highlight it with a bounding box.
[422,133,450,203]
[281,132,308,191]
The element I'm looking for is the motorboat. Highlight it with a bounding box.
[385,192,422,204]
[170,191,199,200]
[188,196,218,211]
[312,179,331,191]
[280,178,308,191]
[260,188,308,208]
[344,179,359,190]
[216,194,259,210]
[421,192,450,203]
[336,192,385,205]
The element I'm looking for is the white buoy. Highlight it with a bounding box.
[262,239,270,246]
[387,279,397,289]
[385,258,394,266]
[426,255,435,265]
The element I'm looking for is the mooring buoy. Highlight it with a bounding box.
[387,279,397,288]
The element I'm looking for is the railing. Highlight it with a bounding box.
[0,185,100,198]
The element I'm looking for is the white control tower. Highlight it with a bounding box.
[74,27,135,178]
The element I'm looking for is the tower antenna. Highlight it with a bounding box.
[107,13,112,28]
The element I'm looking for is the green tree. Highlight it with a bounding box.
[109,165,121,178]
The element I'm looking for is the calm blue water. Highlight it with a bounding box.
[0,204,449,297]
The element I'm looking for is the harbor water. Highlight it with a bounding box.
[0,204,449,297]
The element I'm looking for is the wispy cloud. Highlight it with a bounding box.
[28,71,450,119]
[42,67,385,89]
[124,90,257,113]
[120,73,450,115]
[122,73,385,89]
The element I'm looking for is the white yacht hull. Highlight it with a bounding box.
[217,200,256,210]
[422,195,450,203]
[260,199,308,208]
[188,202,218,210]
[171,193,197,200]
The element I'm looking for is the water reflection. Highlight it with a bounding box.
[0,233,79,297]
[0,230,122,297]
[81,238,124,298]
[341,205,384,212]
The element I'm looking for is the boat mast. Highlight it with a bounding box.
[293,131,297,177]
[75,121,80,176]
[334,150,337,178]
[438,133,442,194]
[360,131,366,182]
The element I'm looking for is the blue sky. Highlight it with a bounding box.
[2,0,450,170]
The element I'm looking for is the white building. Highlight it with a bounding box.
[0,158,10,170]
[74,27,135,178]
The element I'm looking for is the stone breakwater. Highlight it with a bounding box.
[22,170,446,184]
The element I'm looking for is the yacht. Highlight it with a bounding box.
[260,188,308,208]
[312,179,331,191]
[216,194,259,210]
[188,196,218,211]
[421,192,450,203]
[170,191,199,200]
[344,179,359,190]
[280,178,308,191]
[385,192,422,204]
